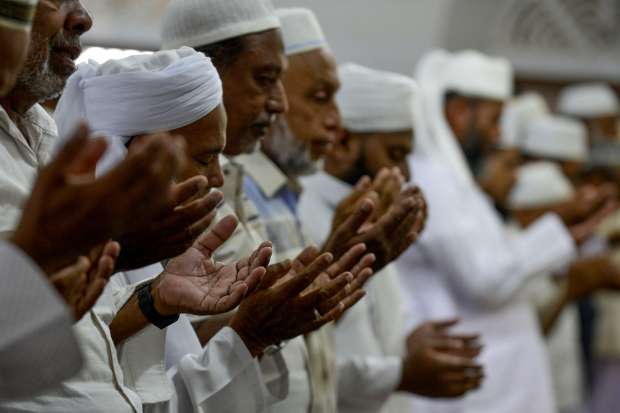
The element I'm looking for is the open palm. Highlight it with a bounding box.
[155,215,273,316]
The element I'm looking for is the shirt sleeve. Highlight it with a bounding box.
[168,326,289,413]
[0,241,82,400]
[335,296,402,413]
[416,164,577,309]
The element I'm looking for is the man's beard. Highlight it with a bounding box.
[266,117,323,177]
[16,31,79,102]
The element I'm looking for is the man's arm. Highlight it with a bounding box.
[0,241,82,400]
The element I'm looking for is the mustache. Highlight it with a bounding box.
[50,31,81,50]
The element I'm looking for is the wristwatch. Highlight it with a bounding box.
[136,282,179,329]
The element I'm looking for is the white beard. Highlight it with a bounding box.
[267,117,322,177]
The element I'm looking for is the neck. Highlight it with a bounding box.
[0,84,39,121]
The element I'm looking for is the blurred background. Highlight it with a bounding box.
[80,0,620,106]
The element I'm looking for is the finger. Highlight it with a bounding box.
[248,242,273,273]
[327,199,374,255]
[260,259,292,290]
[325,243,366,279]
[163,190,224,236]
[350,253,376,276]
[431,318,461,330]
[277,253,333,301]
[298,272,353,310]
[171,176,209,207]
[349,267,374,291]
[316,289,366,326]
[76,278,108,320]
[193,214,239,256]
[240,266,266,299]
[50,256,91,286]
[291,246,320,273]
[214,280,254,313]
[65,137,108,176]
[52,122,92,173]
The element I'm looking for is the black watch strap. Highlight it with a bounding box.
[136,282,179,330]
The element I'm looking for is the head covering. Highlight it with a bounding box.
[337,63,418,133]
[414,49,514,186]
[54,47,223,173]
[276,8,328,56]
[500,92,549,148]
[558,83,620,119]
[508,161,575,209]
[521,115,589,162]
[161,0,280,50]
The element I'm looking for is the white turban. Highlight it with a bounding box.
[276,8,328,56]
[558,83,620,119]
[54,47,223,173]
[521,115,589,162]
[337,63,418,133]
[500,92,549,149]
[508,161,575,209]
[414,49,514,186]
[161,0,280,50]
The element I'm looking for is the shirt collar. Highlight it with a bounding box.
[234,151,289,198]
[304,170,353,208]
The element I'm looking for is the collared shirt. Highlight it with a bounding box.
[395,154,577,413]
[0,104,57,236]
[223,152,337,413]
[0,104,169,412]
[0,0,37,31]
[0,241,82,401]
[299,171,408,413]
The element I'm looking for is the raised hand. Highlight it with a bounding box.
[152,215,272,316]
[399,319,484,398]
[12,124,184,275]
[50,241,121,322]
[324,184,427,272]
[115,179,224,271]
[229,245,369,357]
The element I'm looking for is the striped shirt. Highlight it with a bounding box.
[0,0,37,31]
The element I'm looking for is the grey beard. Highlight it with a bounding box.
[16,32,70,103]
[267,117,322,177]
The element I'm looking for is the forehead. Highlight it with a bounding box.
[285,49,339,90]
[241,29,287,71]
[173,105,227,151]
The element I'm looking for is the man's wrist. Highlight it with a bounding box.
[229,319,267,358]
[150,276,177,317]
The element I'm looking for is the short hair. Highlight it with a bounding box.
[195,36,247,69]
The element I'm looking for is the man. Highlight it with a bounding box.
[51,47,368,413]
[162,2,401,412]
[300,61,485,413]
[393,49,610,413]
[0,0,37,94]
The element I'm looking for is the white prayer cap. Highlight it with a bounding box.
[337,63,418,133]
[276,8,328,56]
[522,115,589,162]
[442,50,514,101]
[54,47,223,173]
[500,92,549,148]
[557,83,620,119]
[161,0,280,50]
[508,161,575,209]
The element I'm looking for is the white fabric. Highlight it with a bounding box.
[161,0,280,50]
[558,83,620,119]
[508,161,575,209]
[500,92,549,148]
[299,171,409,413]
[522,115,589,162]
[1,279,158,413]
[337,63,418,133]
[53,47,222,173]
[0,104,57,235]
[0,242,82,401]
[121,262,290,413]
[397,154,576,413]
[414,49,513,187]
[276,8,328,56]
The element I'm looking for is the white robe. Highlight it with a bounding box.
[299,171,412,413]
[396,154,577,413]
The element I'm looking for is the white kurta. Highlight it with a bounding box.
[122,263,290,413]
[396,154,577,413]
[300,171,411,413]
[0,242,82,401]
